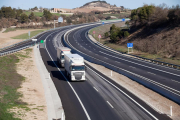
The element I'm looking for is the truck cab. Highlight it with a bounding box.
[64,54,86,81]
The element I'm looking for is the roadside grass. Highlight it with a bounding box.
[0,48,32,119]
[89,24,180,66]
[3,28,17,33]
[11,30,45,39]
[24,12,43,17]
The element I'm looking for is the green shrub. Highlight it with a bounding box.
[104,32,109,38]
[124,31,130,37]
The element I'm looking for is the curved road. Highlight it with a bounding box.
[1,23,171,120]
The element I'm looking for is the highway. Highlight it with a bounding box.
[0,22,172,120]
[64,24,180,105]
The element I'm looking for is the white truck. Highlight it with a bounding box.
[57,47,71,67]
[64,54,86,81]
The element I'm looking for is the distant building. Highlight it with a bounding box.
[50,8,66,13]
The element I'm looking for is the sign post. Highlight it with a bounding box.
[102,22,104,26]
[127,43,133,54]
[40,40,44,47]
[54,17,63,29]
[98,34,101,42]
[93,31,95,37]
[28,31,30,39]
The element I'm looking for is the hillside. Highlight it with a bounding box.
[72,1,124,13]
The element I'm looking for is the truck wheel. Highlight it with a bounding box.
[57,59,59,66]
[65,70,67,75]
[68,74,71,81]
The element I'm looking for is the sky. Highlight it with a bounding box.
[0,0,179,10]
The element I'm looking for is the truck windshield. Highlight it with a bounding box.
[61,55,64,59]
[71,65,85,71]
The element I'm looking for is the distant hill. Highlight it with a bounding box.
[71,1,124,13]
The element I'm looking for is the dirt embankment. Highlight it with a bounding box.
[0,29,42,49]
[11,48,47,120]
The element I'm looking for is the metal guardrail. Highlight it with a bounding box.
[127,53,180,70]
[0,27,61,52]
[0,44,35,56]
[88,28,180,70]
[63,30,180,105]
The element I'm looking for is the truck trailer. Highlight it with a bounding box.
[57,47,71,67]
[64,54,86,81]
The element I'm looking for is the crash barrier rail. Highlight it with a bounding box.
[0,44,35,56]
[0,22,101,53]
[87,29,180,70]
[0,28,58,52]
[63,33,180,105]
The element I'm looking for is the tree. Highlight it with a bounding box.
[124,31,129,37]
[43,10,52,21]
[1,7,15,18]
[104,32,109,38]
[29,12,35,20]
[110,31,118,42]
[110,24,116,33]
[20,13,28,23]
[66,17,72,23]
[16,9,23,19]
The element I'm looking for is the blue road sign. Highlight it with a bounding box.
[127,43,133,48]
[58,17,63,23]
[122,18,125,22]
[102,22,104,25]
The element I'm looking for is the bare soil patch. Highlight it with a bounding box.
[11,48,47,120]
[0,29,42,49]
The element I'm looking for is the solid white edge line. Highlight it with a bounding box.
[93,87,98,92]
[44,30,91,120]
[107,101,114,108]
[64,26,160,120]
[100,51,180,77]
[66,28,180,96]
[86,65,158,120]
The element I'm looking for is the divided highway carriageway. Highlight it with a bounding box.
[1,22,173,120]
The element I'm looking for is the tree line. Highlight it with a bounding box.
[131,4,180,27]
[104,24,129,43]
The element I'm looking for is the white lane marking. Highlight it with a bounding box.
[94,49,96,50]
[100,51,180,77]
[115,61,121,63]
[65,25,179,119]
[86,44,87,45]
[129,66,136,69]
[86,65,158,120]
[93,87,98,92]
[147,72,156,75]
[104,57,108,59]
[66,29,180,96]
[171,79,180,84]
[45,33,91,120]
[107,101,114,108]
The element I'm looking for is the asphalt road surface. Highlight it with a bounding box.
[1,23,172,120]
